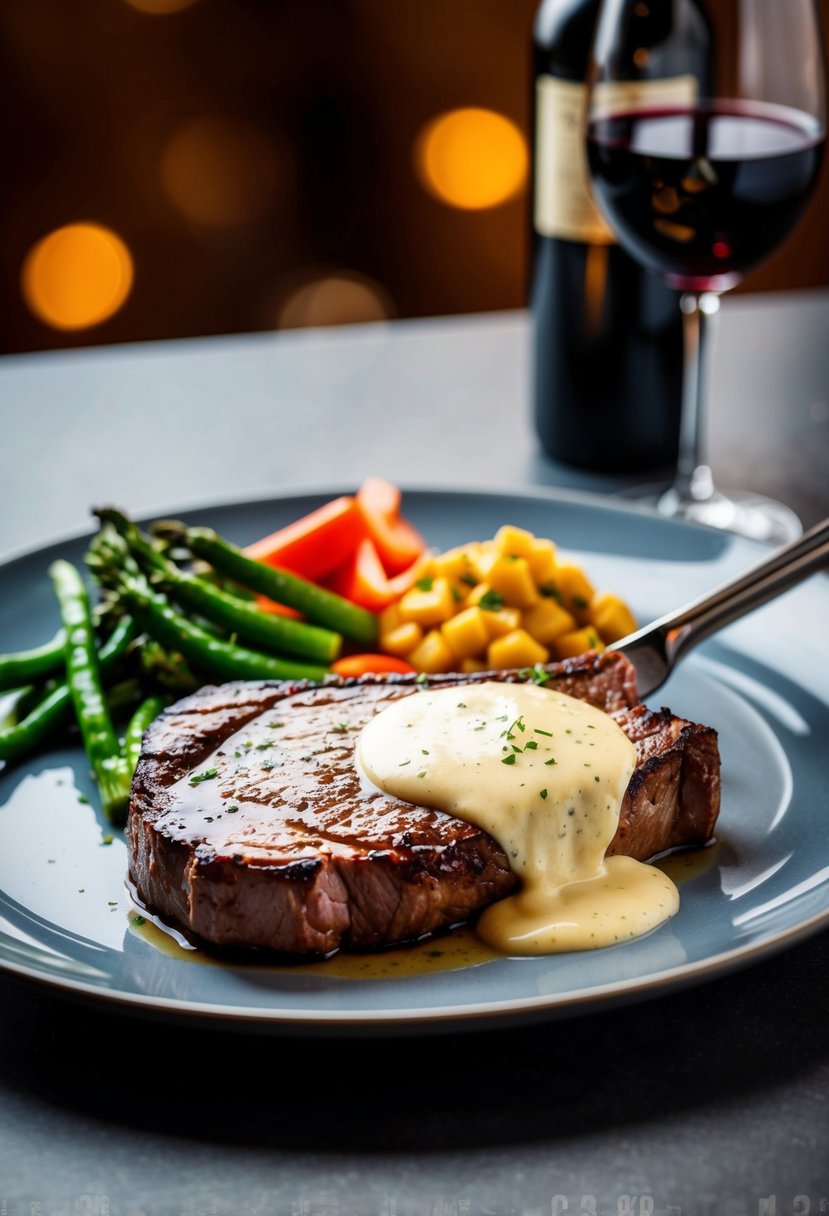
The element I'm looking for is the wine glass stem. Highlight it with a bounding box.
[674,291,721,504]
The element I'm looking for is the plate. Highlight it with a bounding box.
[1,485,827,1035]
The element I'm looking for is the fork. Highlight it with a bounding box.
[613,517,829,699]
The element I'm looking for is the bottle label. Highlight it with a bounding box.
[534,74,699,243]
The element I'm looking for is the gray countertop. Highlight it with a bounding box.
[0,292,828,1214]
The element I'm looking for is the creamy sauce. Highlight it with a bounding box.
[358,682,679,954]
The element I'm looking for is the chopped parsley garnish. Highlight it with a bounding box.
[478,589,505,612]
[539,789,548,800]
[331,722,350,733]
[517,665,550,685]
[416,575,434,591]
[501,754,517,766]
[188,767,218,786]
[538,583,563,603]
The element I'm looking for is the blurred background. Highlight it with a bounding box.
[2,0,828,357]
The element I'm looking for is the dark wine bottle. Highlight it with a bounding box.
[529,0,711,473]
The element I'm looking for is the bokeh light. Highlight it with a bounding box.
[21,223,134,331]
[276,270,394,329]
[160,117,279,227]
[414,107,528,210]
[124,0,200,13]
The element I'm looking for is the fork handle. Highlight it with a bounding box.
[659,517,829,667]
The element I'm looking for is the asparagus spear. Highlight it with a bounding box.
[95,507,342,664]
[87,529,330,685]
[152,519,379,646]
[48,560,133,822]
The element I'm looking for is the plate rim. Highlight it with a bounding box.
[0,477,778,569]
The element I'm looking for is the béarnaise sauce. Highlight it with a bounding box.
[357,681,679,954]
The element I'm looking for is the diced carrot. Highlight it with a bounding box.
[356,478,427,576]
[331,653,417,677]
[325,536,421,612]
[243,496,367,581]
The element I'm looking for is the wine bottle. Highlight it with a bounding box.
[529,0,711,473]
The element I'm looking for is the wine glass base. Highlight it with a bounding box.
[617,483,802,546]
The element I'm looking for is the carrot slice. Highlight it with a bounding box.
[243,496,367,581]
[325,536,420,612]
[356,478,426,576]
[252,594,303,620]
[331,653,417,677]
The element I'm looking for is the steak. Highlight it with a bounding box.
[128,651,721,956]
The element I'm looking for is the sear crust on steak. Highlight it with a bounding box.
[128,651,721,956]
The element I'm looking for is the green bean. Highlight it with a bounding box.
[152,520,378,646]
[0,615,134,765]
[0,629,66,693]
[48,561,132,822]
[96,507,342,664]
[0,604,118,693]
[124,694,166,776]
[105,560,330,684]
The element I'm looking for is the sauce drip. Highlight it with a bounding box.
[358,682,679,954]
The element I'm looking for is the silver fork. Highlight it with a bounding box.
[613,517,829,699]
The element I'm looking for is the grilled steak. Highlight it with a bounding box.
[128,652,720,956]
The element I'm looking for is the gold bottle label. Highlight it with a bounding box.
[534,74,699,243]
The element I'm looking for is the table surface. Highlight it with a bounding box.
[1,291,828,1214]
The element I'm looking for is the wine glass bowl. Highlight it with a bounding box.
[584,0,827,544]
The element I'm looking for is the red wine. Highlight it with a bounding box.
[587,102,826,293]
[529,0,711,473]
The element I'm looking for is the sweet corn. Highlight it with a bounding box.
[441,606,490,659]
[408,628,457,674]
[590,592,638,643]
[488,628,550,670]
[374,523,636,674]
[521,598,577,645]
[398,577,456,627]
[486,555,539,609]
[553,626,605,660]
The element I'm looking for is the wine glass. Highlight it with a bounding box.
[584,0,826,544]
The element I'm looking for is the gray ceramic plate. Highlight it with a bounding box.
[1,485,827,1035]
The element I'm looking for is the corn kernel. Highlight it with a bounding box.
[487,629,550,670]
[380,621,423,657]
[460,657,489,674]
[526,537,557,584]
[486,555,539,608]
[480,606,522,638]
[379,602,403,636]
[494,524,536,558]
[553,626,605,660]
[408,628,457,674]
[521,598,577,645]
[440,605,490,659]
[397,576,455,627]
[589,593,638,643]
[433,547,480,586]
[553,564,596,619]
